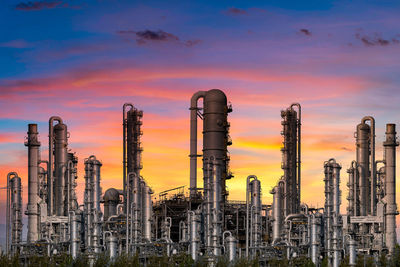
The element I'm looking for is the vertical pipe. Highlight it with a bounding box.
[26,124,40,243]
[383,123,398,255]
[189,91,206,197]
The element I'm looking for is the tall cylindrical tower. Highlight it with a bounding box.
[383,123,398,254]
[356,122,370,216]
[25,124,41,243]
[203,89,231,200]
[54,121,68,216]
[189,89,232,199]
[280,104,301,216]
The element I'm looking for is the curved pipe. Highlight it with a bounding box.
[300,203,309,214]
[48,116,63,215]
[103,230,112,250]
[284,213,307,222]
[117,204,124,215]
[222,230,232,244]
[350,160,357,169]
[189,91,206,197]
[179,220,187,243]
[328,158,337,164]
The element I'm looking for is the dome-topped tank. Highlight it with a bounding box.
[104,188,120,220]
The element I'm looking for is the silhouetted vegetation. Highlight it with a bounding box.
[0,245,399,267]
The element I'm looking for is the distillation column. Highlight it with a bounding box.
[48,116,69,216]
[189,89,232,199]
[92,157,102,253]
[280,103,301,217]
[250,177,262,250]
[142,182,153,242]
[356,117,375,216]
[271,182,283,244]
[124,104,145,248]
[6,172,23,254]
[324,159,342,267]
[126,106,143,199]
[25,124,41,243]
[246,175,262,257]
[84,156,103,253]
[189,89,232,260]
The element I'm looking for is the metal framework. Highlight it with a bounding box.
[3,90,398,267]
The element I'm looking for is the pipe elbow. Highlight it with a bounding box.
[49,116,63,124]
[190,91,206,108]
[7,172,19,180]
[247,175,258,182]
[361,116,375,125]
[123,103,134,111]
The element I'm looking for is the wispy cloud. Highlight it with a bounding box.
[15,1,81,11]
[117,29,201,47]
[299,28,312,36]
[15,1,63,11]
[0,39,31,48]
[226,7,247,15]
[355,30,400,47]
[224,7,267,16]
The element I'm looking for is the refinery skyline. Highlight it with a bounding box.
[1,0,400,252]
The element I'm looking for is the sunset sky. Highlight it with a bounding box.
[1,0,400,243]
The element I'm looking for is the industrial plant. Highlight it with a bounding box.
[3,89,399,266]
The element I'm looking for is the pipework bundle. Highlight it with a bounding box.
[4,89,398,266]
